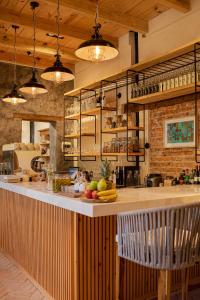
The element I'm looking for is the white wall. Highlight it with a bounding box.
[139,0,200,61]
[74,32,134,88]
[21,121,30,144]
[34,122,49,143]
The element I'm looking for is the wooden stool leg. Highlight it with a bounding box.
[158,270,171,300]
[181,268,189,300]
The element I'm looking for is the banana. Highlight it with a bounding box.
[97,189,116,197]
[99,193,117,201]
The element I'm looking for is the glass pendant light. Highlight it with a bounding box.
[2,25,27,104]
[41,0,74,83]
[75,0,119,62]
[19,1,47,95]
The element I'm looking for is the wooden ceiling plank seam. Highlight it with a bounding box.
[0,6,118,45]
[0,32,79,62]
[43,0,148,33]
[0,49,74,70]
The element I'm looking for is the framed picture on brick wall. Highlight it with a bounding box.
[164,116,195,148]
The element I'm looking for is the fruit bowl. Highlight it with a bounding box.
[82,179,117,203]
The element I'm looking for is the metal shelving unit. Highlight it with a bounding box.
[64,90,98,162]
[128,43,200,162]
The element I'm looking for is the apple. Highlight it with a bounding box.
[92,190,98,199]
[85,189,93,199]
[89,180,98,190]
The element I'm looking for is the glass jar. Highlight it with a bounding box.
[52,174,71,193]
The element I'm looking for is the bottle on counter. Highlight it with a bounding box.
[184,169,190,184]
[179,170,185,185]
[189,169,195,184]
[194,166,199,184]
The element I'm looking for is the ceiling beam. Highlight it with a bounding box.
[44,0,148,33]
[159,0,190,13]
[0,48,74,70]
[0,7,117,45]
[0,33,79,63]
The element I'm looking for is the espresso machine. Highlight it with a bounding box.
[116,166,140,188]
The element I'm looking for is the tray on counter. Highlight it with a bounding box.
[81,197,117,203]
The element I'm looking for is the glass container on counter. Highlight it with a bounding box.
[52,173,71,193]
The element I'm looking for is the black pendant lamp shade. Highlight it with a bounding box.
[75,23,118,62]
[3,84,26,104]
[19,1,48,95]
[20,69,48,95]
[41,0,74,83]
[41,54,74,82]
[2,25,27,105]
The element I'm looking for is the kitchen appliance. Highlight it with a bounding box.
[146,173,163,187]
[2,143,41,174]
[116,166,139,188]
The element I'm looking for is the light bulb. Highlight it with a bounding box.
[12,98,17,105]
[55,71,62,83]
[88,46,105,62]
[32,87,36,96]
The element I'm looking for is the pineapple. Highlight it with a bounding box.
[100,159,112,189]
[100,159,111,179]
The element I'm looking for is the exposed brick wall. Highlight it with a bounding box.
[149,94,199,178]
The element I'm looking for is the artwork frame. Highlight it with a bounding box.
[164,116,195,148]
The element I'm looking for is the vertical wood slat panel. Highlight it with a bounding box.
[76,214,117,300]
[1,188,200,300]
[0,189,74,300]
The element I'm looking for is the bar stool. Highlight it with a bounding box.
[117,203,200,300]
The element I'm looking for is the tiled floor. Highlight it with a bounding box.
[0,252,51,300]
[0,252,200,300]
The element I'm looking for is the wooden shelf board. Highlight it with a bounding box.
[40,141,50,145]
[64,154,80,157]
[129,83,200,105]
[81,108,101,116]
[65,113,80,120]
[64,153,98,157]
[102,152,144,156]
[65,107,116,120]
[102,126,144,133]
[65,133,95,138]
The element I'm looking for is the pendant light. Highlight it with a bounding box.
[75,0,119,62]
[2,25,27,104]
[41,0,74,83]
[19,2,47,95]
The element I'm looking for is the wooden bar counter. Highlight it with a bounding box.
[1,181,200,300]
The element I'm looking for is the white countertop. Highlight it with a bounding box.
[1,181,200,217]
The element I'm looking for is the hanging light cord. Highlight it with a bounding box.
[32,5,36,71]
[95,0,99,26]
[56,0,60,56]
[13,25,17,86]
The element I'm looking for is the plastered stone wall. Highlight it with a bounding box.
[0,62,73,170]
[148,94,200,178]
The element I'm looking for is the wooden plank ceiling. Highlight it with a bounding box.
[0,0,190,69]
